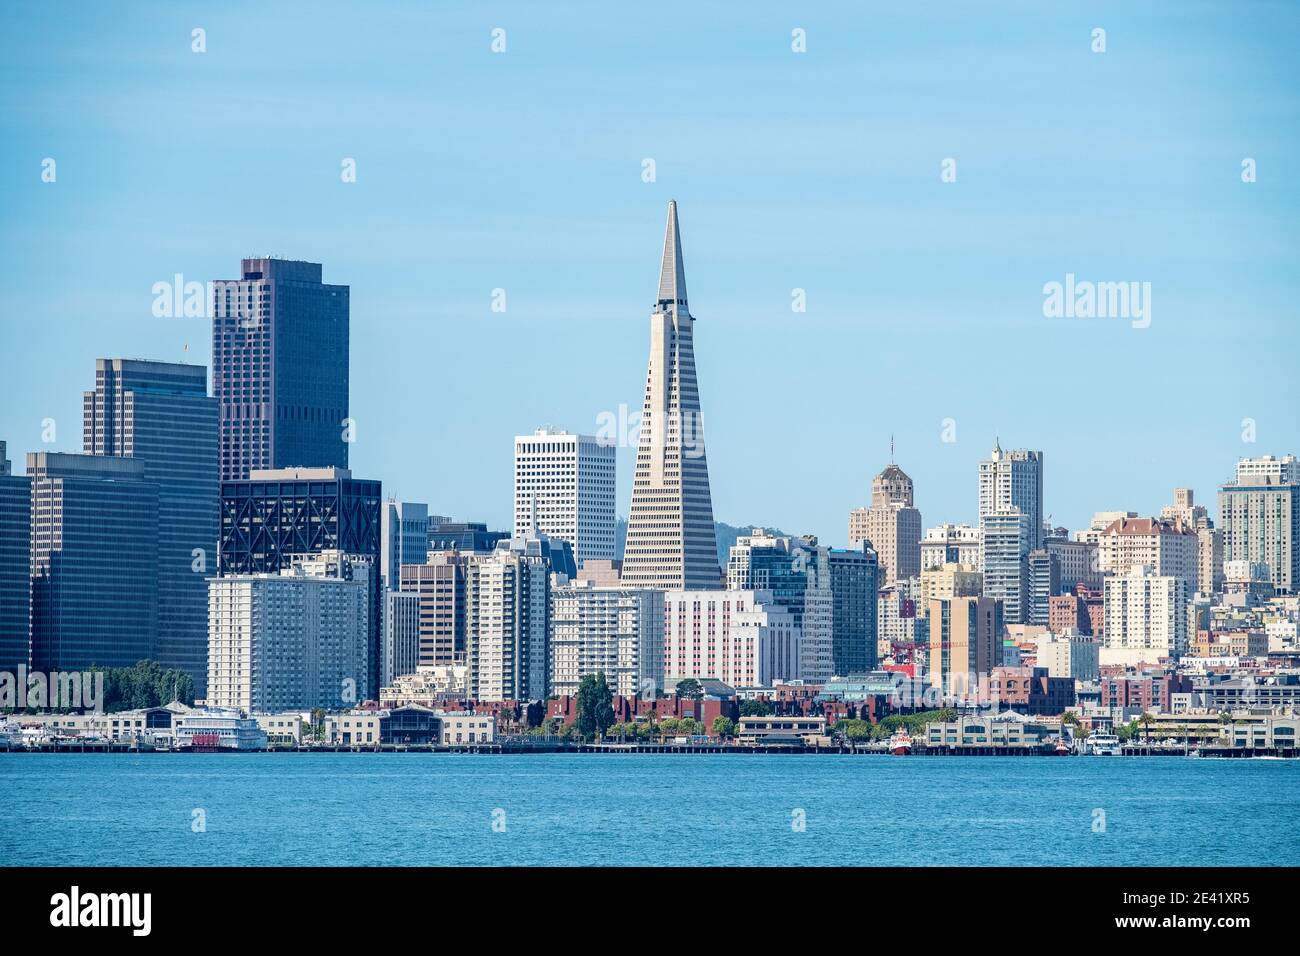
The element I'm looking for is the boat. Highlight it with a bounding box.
[1088,733,1121,756]
[1053,738,1071,756]
[888,728,913,756]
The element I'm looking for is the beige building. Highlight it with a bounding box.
[326,712,382,746]
[926,714,1049,748]
[920,562,983,607]
[1096,516,1199,591]
[848,464,921,585]
[439,712,496,746]
[928,595,1003,698]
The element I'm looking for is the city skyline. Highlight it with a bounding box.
[3,3,1298,543]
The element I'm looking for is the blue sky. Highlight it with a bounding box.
[2,1,1298,545]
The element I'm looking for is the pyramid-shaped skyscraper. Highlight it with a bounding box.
[622,201,720,589]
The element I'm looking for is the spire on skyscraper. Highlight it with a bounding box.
[656,200,688,312]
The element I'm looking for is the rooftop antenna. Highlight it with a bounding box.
[890,434,895,464]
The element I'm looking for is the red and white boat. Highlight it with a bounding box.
[1053,737,1071,756]
[888,728,913,755]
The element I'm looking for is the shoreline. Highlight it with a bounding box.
[4,743,1298,759]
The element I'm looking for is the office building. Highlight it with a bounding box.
[827,545,880,676]
[219,466,382,695]
[878,577,926,656]
[1036,630,1100,682]
[1043,534,1100,592]
[28,453,159,672]
[211,257,349,481]
[399,553,471,667]
[513,428,616,566]
[622,201,720,590]
[380,500,430,590]
[847,463,922,585]
[82,358,218,691]
[381,590,421,688]
[726,530,833,681]
[1048,591,1093,636]
[0,442,30,671]
[928,595,1004,698]
[919,562,983,608]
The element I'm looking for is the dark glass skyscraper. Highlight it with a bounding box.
[211,258,349,481]
[219,467,381,695]
[828,545,880,675]
[28,452,159,672]
[0,441,31,672]
[83,359,218,692]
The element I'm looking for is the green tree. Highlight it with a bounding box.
[676,678,704,701]
[712,716,735,739]
[574,672,615,741]
[738,698,773,718]
[1138,712,1155,743]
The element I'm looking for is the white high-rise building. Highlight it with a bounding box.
[622,201,720,590]
[513,429,616,567]
[978,442,1044,550]
[549,582,665,698]
[465,547,549,702]
[1101,565,1189,667]
[663,589,801,689]
[981,511,1033,625]
[207,551,370,713]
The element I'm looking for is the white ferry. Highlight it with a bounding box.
[1087,733,1121,756]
